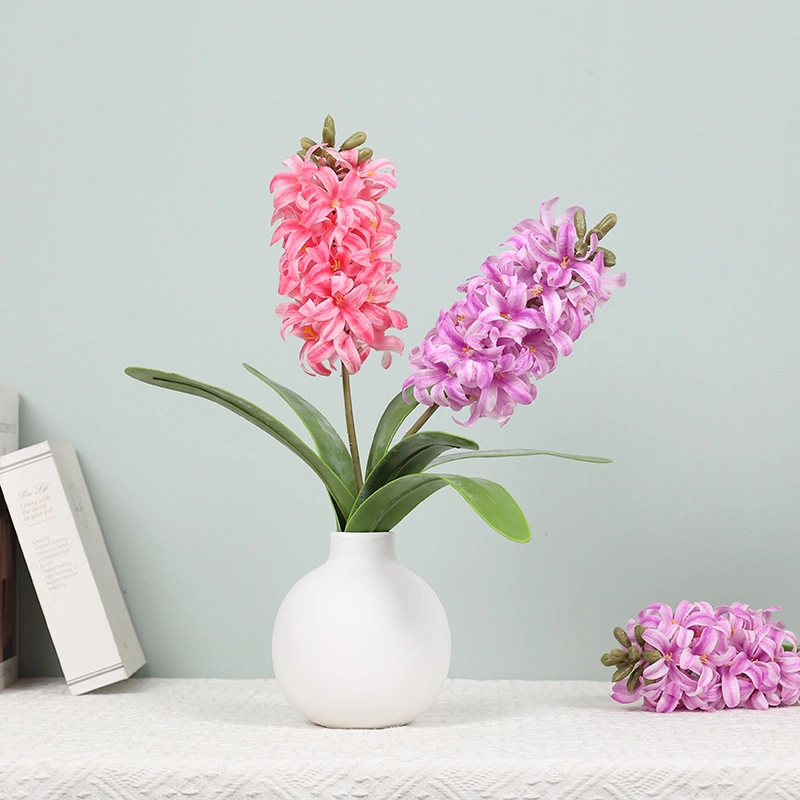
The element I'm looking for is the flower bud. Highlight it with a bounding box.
[641,649,662,664]
[613,627,631,647]
[601,652,618,666]
[574,239,589,257]
[340,131,368,151]
[612,663,634,683]
[322,114,336,147]
[634,625,646,647]
[607,648,628,664]
[296,149,306,158]
[626,663,645,693]
[588,213,617,241]
[574,209,587,239]
[300,137,316,150]
[599,247,616,267]
[357,147,374,163]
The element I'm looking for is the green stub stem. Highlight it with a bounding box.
[613,627,631,648]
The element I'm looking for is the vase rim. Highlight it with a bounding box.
[331,530,394,538]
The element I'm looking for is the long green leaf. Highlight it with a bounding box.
[365,388,419,476]
[242,362,356,497]
[428,448,612,468]
[347,475,445,532]
[356,431,478,507]
[124,367,355,518]
[345,472,530,542]
[328,496,347,532]
[434,473,530,541]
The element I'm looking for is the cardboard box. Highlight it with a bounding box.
[0,387,19,689]
[0,441,145,694]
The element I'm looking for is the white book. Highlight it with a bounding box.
[0,387,19,689]
[0,441,145,694]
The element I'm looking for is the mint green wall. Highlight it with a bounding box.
[3,2,798,680]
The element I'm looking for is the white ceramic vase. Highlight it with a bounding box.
[272,530,451,728]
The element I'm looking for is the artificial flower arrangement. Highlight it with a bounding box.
[602,602,800,712]
[125,116,626,540]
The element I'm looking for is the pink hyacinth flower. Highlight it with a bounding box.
[270,144,406,376]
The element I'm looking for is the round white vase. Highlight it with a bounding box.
[271,531,451,729]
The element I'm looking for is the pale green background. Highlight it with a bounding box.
[2,1,798,681]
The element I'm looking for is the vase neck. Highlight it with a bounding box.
[328,531,396,562]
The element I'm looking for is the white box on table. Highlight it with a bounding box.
[0,440,145,694]
[0,387,19,690]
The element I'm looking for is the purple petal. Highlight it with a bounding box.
[721,669,740,707]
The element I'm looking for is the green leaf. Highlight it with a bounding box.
[365,388,419,476]
[346,474,445,532]
[427,448,612,468]
[328,496,347,532]
[124,367,355,519]
[242,362,356,497]
[433,473,531,542]
[357,431,478,507]
[345,471,530,542]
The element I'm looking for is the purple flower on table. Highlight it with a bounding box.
[713,603,800,708]
[718,622,797,709]
[638,627,699,712]
[717,602,783,635]
[676,626,736,711]
[603,602,800,712]
[638,600,721,644]
[773,647,800,706]
[610,680,645,705]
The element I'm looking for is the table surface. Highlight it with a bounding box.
[1,678,799,799]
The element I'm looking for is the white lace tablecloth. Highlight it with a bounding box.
[1,678,798,799]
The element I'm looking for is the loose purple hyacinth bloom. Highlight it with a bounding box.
[404,198,626,425]
[602,602,800,712]
[404,294,538,426]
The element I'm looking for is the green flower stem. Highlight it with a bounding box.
[403,404,439,438]
[341,365,363,493]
